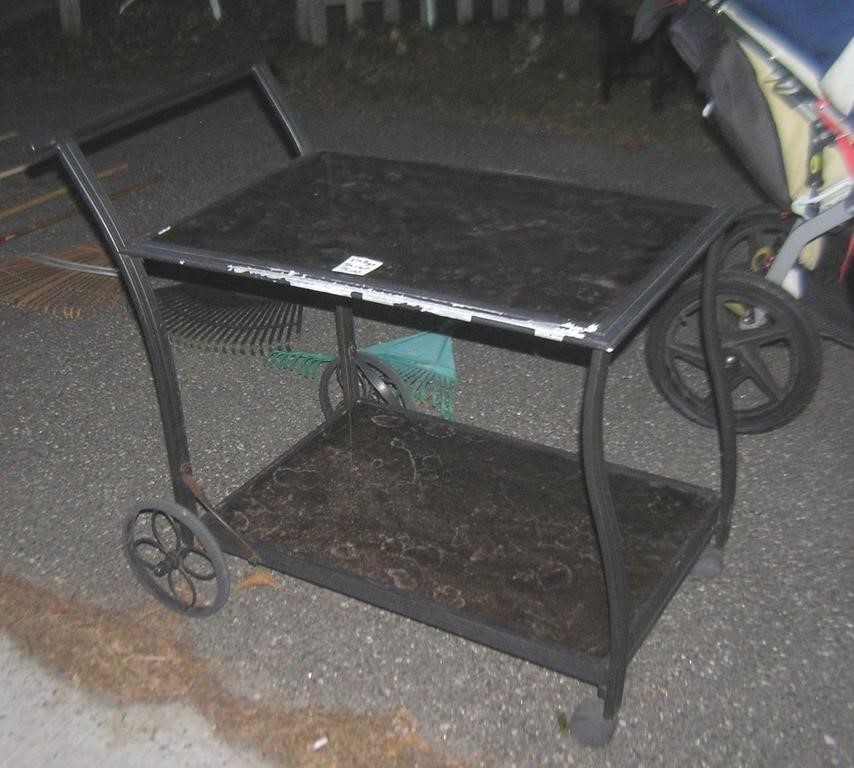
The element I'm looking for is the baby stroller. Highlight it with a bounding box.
[636,0,854,433]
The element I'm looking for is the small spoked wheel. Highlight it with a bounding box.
[646,272,822,434]
[319,351,415,421]
[123,499,229,617]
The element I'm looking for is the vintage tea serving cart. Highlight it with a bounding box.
[30,62,738,747]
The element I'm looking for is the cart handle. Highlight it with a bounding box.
[26,56,310,158]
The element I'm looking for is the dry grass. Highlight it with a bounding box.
[0,569,468,767]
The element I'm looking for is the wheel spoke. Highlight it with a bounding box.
[726,367,751,392]
[132,537,167,570]
[665,341,706,369]
[356,356,402,407]
[694,392,715,416]
[181,548,217,581]
[735,344,787,403]
[729,323,789,347]
[167,568,198,609]
[151,511,180,552]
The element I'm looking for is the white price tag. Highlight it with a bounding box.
[332,256,384,276]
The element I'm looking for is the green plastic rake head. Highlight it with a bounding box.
[266,332,457,419]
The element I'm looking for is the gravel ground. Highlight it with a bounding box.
[1,69,852,768]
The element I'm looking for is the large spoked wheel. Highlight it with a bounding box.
[646,272,821,434]
[319,352,415,421]
[123,499,230,617]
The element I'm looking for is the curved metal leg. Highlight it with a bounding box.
[701,239,738,551]
[56,139,195,511]
[579,349,629,732]
[118,254,197,509]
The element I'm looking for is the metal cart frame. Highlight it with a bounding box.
[30,61,737,747]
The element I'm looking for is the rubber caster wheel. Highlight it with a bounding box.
[123,498,229,617]
[319,351,415,420]
[646,272,821,434]
[569,698,618,747]
[692,545,724,580]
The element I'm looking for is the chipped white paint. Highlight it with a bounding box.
[227,263,597,343]
[228,265,295,281]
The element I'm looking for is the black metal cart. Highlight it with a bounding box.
[30,61,737,747]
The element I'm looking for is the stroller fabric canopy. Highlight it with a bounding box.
[721,0,854,116]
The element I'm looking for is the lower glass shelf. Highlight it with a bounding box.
[213,403,718,675]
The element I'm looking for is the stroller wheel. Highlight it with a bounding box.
[718,209,791,274]
[646,272,821,434]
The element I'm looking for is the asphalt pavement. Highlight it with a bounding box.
[0,65,852,768]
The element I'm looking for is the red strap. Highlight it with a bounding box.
[815,100,854,177]
[840,232,854,284]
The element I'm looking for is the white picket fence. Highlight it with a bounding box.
[295,0,582,45]
[25,0,580,43]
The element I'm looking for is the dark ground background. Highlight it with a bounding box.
[1,3,852,767]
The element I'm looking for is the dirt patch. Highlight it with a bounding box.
[0,568,469,767]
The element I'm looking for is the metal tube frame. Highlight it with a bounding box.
[580,349,629,719]
[40,60,738,735]
[579,235,737,723]
[54,137,197,510]
[334,305,359,411]
[702,237,738,548]
[765,195,854,285]
[38,62,309,511]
